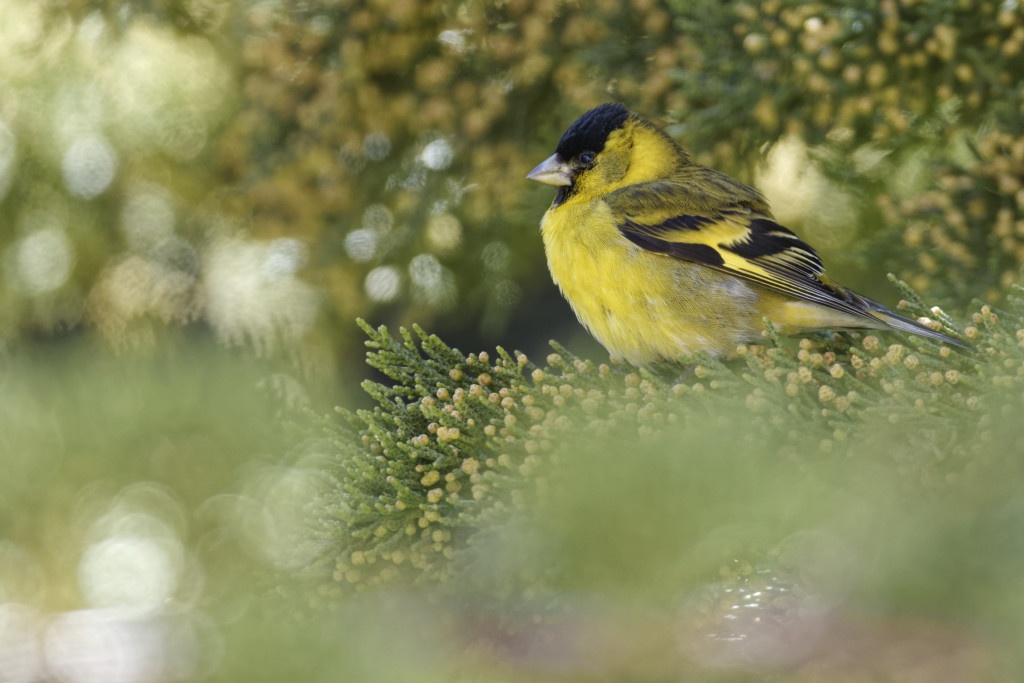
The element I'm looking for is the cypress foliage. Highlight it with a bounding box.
[309,283,1024,602]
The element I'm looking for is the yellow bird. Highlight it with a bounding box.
[527,103,967,365]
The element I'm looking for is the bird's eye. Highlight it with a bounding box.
[579,152,595,166]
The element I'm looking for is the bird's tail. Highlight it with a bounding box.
[860,296,971,350]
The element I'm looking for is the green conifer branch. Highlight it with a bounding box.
[310,289,1024,601]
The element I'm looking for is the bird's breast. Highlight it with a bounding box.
[540,199,763,363]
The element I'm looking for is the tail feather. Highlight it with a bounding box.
[862,299,971,350]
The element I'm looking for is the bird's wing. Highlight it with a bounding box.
[606,181,872,321]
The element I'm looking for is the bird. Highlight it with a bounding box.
[526,102,968,365]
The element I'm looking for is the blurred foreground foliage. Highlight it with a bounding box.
[0,337,332,681]
[306,283,1024,678]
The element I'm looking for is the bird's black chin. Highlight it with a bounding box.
[553,184,574,207]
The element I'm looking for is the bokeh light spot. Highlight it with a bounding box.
[437,29,470,53]
[409,253,442,288]
[345,205,396,262]
[344,229,378,263]
[76,11,107,45]
[425,213,462,253]
[8,227,75,295]
[363,132,391,161]
[419,138,453,171]
[365,265,402,303]
[62,136,117,199]
[492,278,521,307]
[481,241,511,273]
[409,254,457,309]
[362,204,394,232]
[78,532,181,612]
[261,238,308,280]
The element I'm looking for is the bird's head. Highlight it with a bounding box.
[527,103,686,202]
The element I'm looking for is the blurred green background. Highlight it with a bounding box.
[2,0,1024,681]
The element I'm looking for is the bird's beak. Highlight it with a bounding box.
[526,154,573,186]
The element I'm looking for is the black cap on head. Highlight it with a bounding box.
[554,103,630,161]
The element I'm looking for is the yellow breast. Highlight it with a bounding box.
[540,199,766,364]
